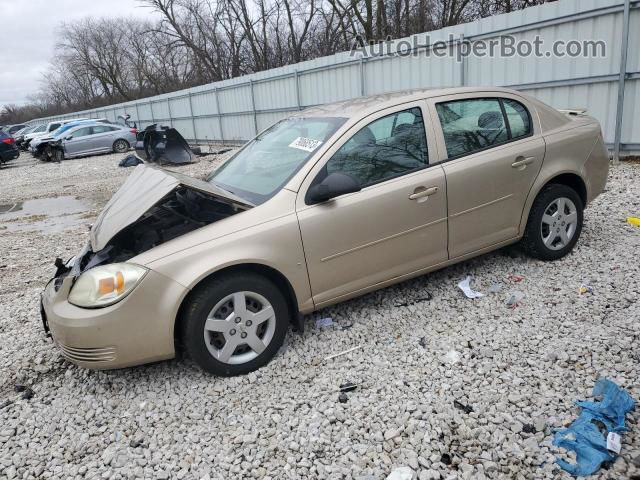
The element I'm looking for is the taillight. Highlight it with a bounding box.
[130,128,137,134]
[1,138,14,145]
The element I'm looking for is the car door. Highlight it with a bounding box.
[428,94,545,259]
[63,126,94,156]
[296,103,448,306]
[87,125,117,152]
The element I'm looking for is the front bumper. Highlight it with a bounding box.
[41,267,188,369]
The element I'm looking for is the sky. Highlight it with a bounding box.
[0,0,158,107]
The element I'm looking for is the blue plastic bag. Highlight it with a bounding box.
[553,379,635,477]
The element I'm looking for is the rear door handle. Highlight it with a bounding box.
[409,186,439,200]
[512,156,535,169]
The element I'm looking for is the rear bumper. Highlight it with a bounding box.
[0,149,19,162]
[584,135,610,204]
[41,268,188,369]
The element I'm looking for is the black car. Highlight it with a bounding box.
[0,129,20,165]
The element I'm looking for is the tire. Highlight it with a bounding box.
[113,139,129,153]
[520,184,584,261]
[180,272,289,376]
[53,149,64,163]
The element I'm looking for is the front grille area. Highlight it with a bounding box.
[57,343,117,363]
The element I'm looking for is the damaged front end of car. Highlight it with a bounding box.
[48,163,253,297]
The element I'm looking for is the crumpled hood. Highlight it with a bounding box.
[90,164,253,252]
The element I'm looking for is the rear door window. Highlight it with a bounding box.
[436,97,533,159]
[91,125,114,134]
[70,127,93,138]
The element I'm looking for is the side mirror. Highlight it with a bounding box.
[307,172,361,205]
[64,135,73,141]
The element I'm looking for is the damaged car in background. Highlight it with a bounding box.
[41,87,609,377]
[39,123,137,161]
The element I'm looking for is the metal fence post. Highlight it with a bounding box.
[215,88,224,145]
[294,71,302,110]
[613,0,631,164]
[187,92,197,143]
[459,34,466,86]
[134,103,141,129]
[250,80,258,135]
[359,56,366,96]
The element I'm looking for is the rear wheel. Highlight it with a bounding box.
[180,272,289,376]
[520,184,583,261]
[113,139,129,153]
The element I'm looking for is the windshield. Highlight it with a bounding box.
[208,116,346,204]
[34,125,46,133]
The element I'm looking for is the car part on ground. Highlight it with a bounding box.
[135,124,193,165]
[118,154,143,167]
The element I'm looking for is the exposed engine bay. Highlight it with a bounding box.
[53,164,252,280]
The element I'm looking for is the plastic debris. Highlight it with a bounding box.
[315,317,334,329]
[453,400,473,414]
[488,283,503,293]
[386,466,414,480]
[579,285,594,295]
[505,291,525,308]
[607,432,621,454]
[118,154,143,167]
[508,273,525,283]
[339,381,357,393]
[443,350,461,364]
[553,378,635,477]
[338,393,349,403]
[627,217,640,227]
[458,276,484,299]
[324,345,362,361]
[395,292,432,307]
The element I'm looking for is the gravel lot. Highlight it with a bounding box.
[0,151,638,480]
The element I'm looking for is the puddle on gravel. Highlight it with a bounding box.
[0,196,92,233]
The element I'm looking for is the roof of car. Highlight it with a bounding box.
[294,86,526,119]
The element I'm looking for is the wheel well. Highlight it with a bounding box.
[546,173,587,206]
[174,264,303,347]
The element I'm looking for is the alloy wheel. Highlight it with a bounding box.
[203,291,276,365]
[540,197,578,251]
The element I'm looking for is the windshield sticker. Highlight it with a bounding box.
[288,137,323,152]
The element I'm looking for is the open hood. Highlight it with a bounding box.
[90,164,253,252]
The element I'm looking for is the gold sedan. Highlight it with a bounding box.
[41,87,609,375]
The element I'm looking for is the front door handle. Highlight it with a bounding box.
[409,186,439,200]
[512,156,535,169]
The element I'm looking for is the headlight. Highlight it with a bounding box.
[68,263,148,308]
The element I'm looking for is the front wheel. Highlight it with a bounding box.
[113,139,130,153]
[180,272,289,376]
[520,184,584,261]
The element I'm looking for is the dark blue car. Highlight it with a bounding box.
[0,129,20,165]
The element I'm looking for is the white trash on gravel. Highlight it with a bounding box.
[457,275,485,299]
[0,152,639,479]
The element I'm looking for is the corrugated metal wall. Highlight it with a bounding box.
[31,0,639,152]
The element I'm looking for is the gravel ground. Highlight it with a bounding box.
[0,151,639,480]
